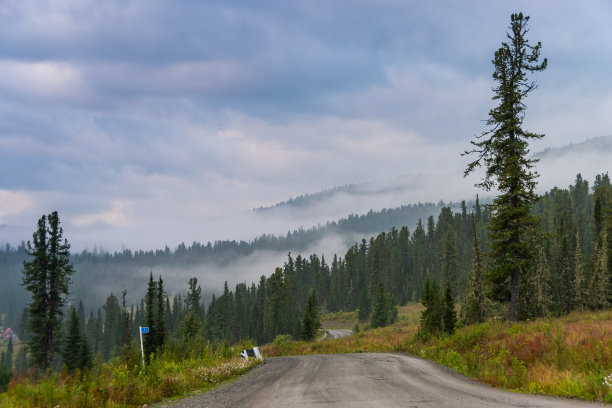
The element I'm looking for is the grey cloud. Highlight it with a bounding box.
[1,0,611,253]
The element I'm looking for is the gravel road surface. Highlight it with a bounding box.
[157,353,608,408]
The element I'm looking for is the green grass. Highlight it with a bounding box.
[3,307,611,404]
[0,341,262,408]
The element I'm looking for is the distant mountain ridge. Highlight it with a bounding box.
[256,136,612,215]
[534,135,612,159]
[254,176,417,213]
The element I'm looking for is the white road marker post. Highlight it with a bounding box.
[139,326,149,368]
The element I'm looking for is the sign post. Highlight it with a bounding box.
[139,326,149,368]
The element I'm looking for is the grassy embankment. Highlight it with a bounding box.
[262,305,612,403]
[0,341,262,408]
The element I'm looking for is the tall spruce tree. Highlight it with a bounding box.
[62,307,82,372]
[357,286,371,321]
[532,246,551,317]
[440,225,459,297]
[371,283,389,328]
[442,283,457,334]
[461,214,490,324]
[22,211,75,370]
[77,334,93,371]
[301,289,320,341]
[419,278,441,337]
[102,293,123,359]
[5,338,14,370]
[464,13,547,321]
[186,277,202,317]
[155,276,166,351]
[573,232,586,311]
[121,290,132,347]
[144,273,156,363]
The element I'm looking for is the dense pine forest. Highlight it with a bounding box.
[2,172,610,376]
[198,173,611,345]
[0,200,457,327]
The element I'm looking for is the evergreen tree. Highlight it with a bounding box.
[121,290,131,347]
[371,283,391,328]
[301,289,320,341]
[2,338,13,371]
[267,268,295,339]
[442,283,457,334]
[574,232,586,311]
[357,286,371,321]
[22,211,75,370]
[62,307,82,372]
[532,246,551,317]
[102,293,123,359]
[589,230,609,309]
[144,273,156,363]
[440,225,459,297]
[461,214,490,324]
[93,308,103,356]
[155,276,166,350]
[549,209,574,316]
[14,344,28,376]
[164,296,173,334]
[419,279,442,337]
[464,13,547,321]
[77,334,93,371]
[180,310,202,339]
[77,301,86,331]
[172,294,184,332]
[606,205,612,304]
[186,277,202,317]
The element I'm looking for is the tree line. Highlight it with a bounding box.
[2,170,609,390]
[0,200,465,326]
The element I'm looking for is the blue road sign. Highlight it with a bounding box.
[141,327,149,334]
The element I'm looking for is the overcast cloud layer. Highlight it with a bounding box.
[1,0,611,251]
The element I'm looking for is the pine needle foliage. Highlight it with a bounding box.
[464,13,547,321]
[301,289,321,341]
[22,211,75,371]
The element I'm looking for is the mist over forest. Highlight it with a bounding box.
[0,136,610,328]
[0,199,456,323]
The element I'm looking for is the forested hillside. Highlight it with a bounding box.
[201,173,612,345]
[2,173,610,364]
[0,200,457,328]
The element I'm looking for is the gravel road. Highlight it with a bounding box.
[157,353,609,408]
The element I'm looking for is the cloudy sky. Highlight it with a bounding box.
[1,0,611,251]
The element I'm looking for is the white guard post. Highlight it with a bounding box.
[241,347,263,360]
[139,326,149,367]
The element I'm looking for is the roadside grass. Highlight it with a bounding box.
[0,342,262,408]
[263,304,423,356]
[408,310,612,402]
[2,307,610,404]
[262,305,612,403]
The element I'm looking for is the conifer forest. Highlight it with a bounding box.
[1,172,610,377]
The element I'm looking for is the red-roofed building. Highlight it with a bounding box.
[1,327,18,340]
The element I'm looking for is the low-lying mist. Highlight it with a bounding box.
[70,233,364,312]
